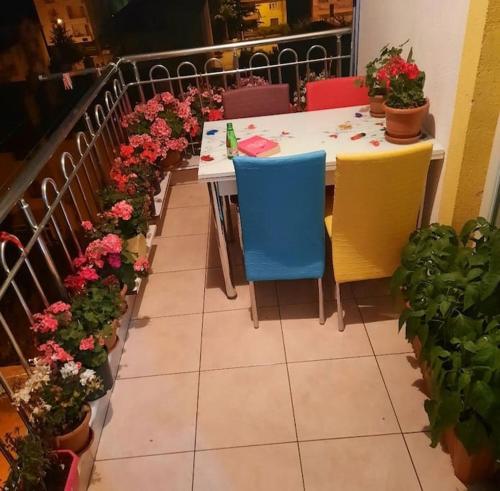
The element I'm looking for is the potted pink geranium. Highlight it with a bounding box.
[122,91,200,169]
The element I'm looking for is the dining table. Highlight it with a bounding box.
[197,104,446,299]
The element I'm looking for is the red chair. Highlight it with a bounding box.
[306,76,369,111]
[223,84,291,119]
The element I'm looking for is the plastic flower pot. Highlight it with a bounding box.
[369,95,385,118]
[125,234,148,258]
[384,99,429,144]
[161,150,182,171]
[87,357,113,401]
[54,404,91,455]
[50,450,80,491]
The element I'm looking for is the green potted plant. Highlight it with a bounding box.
[12,360,102,454]
[376,47,428,144]
[0,430,80,491]
[392,218,500,484]
[359,42,407,117]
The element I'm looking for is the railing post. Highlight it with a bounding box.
[118,67,133,113]
[132,62,145,103]
[336,35,342,77]
[19,199,66,299]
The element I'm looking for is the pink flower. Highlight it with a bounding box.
[64,273,86,292]
[151,118,172,139]
[160,91,175,105]
[32,313,58,333]
[46,301,71,315]
[81,220,94,231]
[101,234,122,254]
[109,200,133,221]
[120,144,135,159]
[133,257,149,272]
[208,108,223,121]
[107,253,122,269]
[79,266,99,281]
[79,336,95,351]
[38,340,73,365]
[73,255,87,268]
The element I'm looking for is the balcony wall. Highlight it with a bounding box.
[357,0,470,223]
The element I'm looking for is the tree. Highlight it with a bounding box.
[214,0,259,40]
[49,23,83,71]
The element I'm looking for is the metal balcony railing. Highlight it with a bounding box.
[0,27,354,396]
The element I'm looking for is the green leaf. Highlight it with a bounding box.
[464,284,480,310]
[469,380,495,419]
[479,273,500,300]
[455,415,489,454]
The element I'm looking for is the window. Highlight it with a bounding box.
[269,2,278,9]
[270,17,279,26]
[330,4,335,16]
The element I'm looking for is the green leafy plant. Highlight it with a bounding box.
[392,217,500,457]
[0,430,52,491]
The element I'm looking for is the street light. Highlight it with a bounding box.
[56,18,64,25]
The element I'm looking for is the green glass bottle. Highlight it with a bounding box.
[226,122,238,159]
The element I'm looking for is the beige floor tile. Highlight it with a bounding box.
[281,300,373,362]
[134,269,205,319]
[276,277,338,306]
[118,314,202,378]
[289,357,399,440]
[378,354,429,432]
[204,266,277,313]
[89,453,193,491]
[96,373,198,459]
[193,443,303,491]
[196,365,296,449]
[201,307,284,370]
[167,183,210,208]
[351,277,392,298]
[404,432,466,491]
[160,206,209,237]
[358,296,412,355]
[151,235,208,273]
[171,168,200,186]
[300,435,420,491]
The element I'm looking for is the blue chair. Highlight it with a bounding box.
[233,150,327,328]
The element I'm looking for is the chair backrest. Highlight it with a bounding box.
[223,84,291,119]
[306,76,369,111]
[234,151,326,282]
[330,142,433,283]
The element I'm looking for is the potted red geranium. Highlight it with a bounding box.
[377,48,428,144]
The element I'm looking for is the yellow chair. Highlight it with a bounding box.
[325,142,433,331]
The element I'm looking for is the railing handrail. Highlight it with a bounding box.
[1,27,352,223]
[121,27,352,63]
[0,64,118,224]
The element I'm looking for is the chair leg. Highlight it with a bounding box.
[318,278,325,325]
[336,282,345,332]
[249,281,259,328]
[223,195,234,243]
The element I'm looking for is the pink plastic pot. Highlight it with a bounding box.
[53,450,80,491]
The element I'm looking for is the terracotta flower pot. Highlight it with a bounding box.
[104,319,120,352]
[369,95,385,118]
[446,429,495,485]
[161,150,182,171]
[384,99,429,144]
[54,404,91,455]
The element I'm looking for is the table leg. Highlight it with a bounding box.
[207,182,237,299]
[223,195,234,243]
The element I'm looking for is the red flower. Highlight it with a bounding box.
[79,336,95,351]
[208,108,223,121]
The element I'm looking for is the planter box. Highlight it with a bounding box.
[51,450,80,491]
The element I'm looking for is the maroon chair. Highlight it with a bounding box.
[223,84,291,119]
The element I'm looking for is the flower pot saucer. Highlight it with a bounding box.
[77,428,94,456]
[370,110,385,118]
[108,335,119,353]
[385,131,422,145]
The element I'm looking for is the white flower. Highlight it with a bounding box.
[60,361,80,378]
[80,369,96,386]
